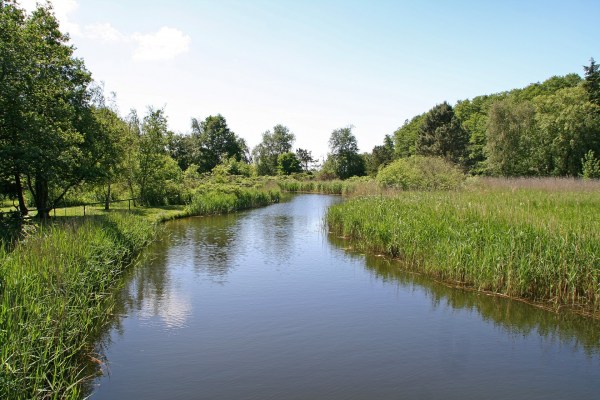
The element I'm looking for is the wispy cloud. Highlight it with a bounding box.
[132,27,192,61]
[84,22,126,43]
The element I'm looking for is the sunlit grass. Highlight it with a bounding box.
[0,214,156,399]
[327,183,600,314]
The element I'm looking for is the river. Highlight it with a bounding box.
[91,194,600,399]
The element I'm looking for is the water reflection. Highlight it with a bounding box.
[329,235,600,355]
[89,195,600,399]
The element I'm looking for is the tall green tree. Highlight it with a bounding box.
[277,152,302,175]
[168,133,195,171]
[0,2,105,217]
[252,124,296,175]
[91,105,130,209]
[0,0,29,213]
[191,114,246,172]
[583,58,600,106]
[393,115,423,159]
[533,86,600,176]
[295,148,315,172]
[366,134,394,176]
[326,126,365,179]
[485,99,537,176]
[136,108,182,205]
[416,102,468,165]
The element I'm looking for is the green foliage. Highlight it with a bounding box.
[0,2,102,217]
[295,148,315,172]
[583,58,600,106]
[581,150,600,179]
[454,95,501,173]
[327,126,366,179]
[485,99,537,176]
[277,152,302,175]
[327,187,600,311]
[393,115,423,158]
[533,86,600,176]
[185,186,280,215]
[0,213,156,399]
[168,133,196,171]
[252,125,296,176]
[191,114,247,172]
[416,102,468,164]
[136,108,184,206]
[212,157,253,178]
[366,135,395,176]
[376,156,465,190]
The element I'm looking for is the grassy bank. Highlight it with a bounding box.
[327,186,600,315]
[0,187,279,399]
[277,177,375,195]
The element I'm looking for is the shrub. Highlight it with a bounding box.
[376,156,465,190]
[581,150,600,179]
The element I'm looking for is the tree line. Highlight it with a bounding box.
[379,62,600,178]
[2,1,599,218]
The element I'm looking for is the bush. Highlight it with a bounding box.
[581,150,600,179]
[376,156,465,190]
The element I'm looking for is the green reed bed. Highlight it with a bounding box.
[327,189,600,313]
[277,178,372,195]
[0,213,155,399]
[186,186,280,215]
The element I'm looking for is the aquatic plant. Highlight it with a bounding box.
[327,187,600,314]
[0,214,156,399]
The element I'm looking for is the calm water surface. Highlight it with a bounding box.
[92,194,600,399]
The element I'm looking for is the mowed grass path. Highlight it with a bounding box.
[327,186,600,314]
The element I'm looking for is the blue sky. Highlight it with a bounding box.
[20,0,600,159]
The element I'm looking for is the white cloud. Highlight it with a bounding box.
[18,1,192,62]
[84,22,126,42]
[132,27,192,61]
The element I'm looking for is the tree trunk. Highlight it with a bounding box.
[34,175,50,219]
[14,173,28,216]
[105,177,111,210]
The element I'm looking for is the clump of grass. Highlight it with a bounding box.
[327,188,600,314]
[185,186,280,215]
[0,213,155,399]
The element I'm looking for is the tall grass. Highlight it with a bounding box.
[277,178,374,195]
[185,186,280,215]
[0,214,156,399]
[327,188,600,314]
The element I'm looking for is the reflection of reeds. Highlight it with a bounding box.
[0,214,156,399]
[327,185,600,316]
[354,252,600,354]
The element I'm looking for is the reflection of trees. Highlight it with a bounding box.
[189,214,239,282]
[330,234,600,355]
[258,214,294,265]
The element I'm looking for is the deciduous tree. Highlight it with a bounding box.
[327,126,365,179]
[416,102,468,165]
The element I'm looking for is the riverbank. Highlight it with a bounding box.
[0,188,280,399]
[326,184,600,317]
